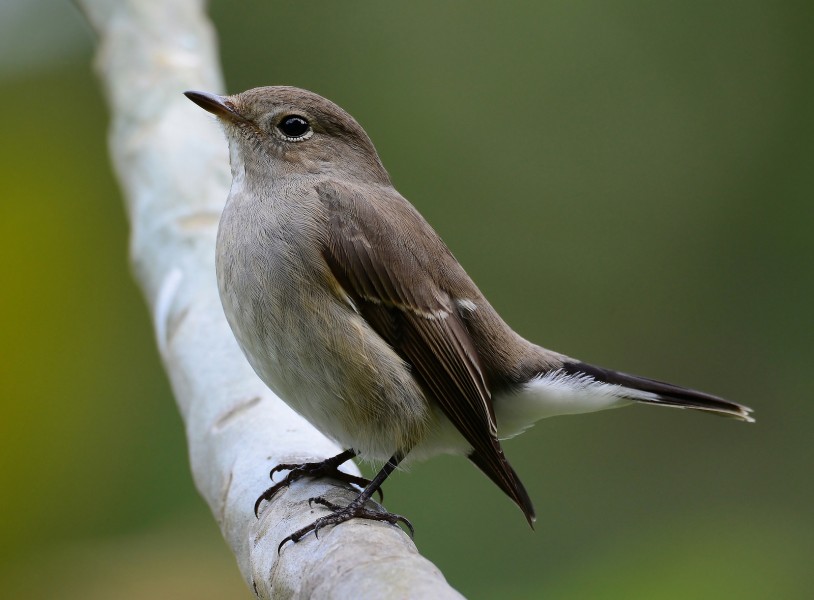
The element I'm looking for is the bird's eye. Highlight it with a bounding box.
[277,115,311,140]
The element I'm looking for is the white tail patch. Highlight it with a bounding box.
[494,369,657,439]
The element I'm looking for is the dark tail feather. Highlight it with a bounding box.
[562,361,754,423]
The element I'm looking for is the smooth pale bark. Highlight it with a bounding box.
[77,0,463,597]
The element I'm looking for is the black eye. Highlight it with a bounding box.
[277,115,311,139]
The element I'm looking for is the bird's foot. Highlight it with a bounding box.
[277,497,414,553]
[254,455,380,517]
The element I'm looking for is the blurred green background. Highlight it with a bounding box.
[2,1,812,598]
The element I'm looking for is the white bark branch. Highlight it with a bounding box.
[77,0,463,597]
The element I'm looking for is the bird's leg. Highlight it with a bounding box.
[278,452,413,552]
[255,449,381,516]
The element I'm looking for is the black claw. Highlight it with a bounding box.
[269,462,299,478]
[254,479,290,517]
[278,534,295,554]
[398,515,415,538]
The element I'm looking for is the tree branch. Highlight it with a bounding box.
[77,0,463,597]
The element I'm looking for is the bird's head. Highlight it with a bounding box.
[184,86,390,185]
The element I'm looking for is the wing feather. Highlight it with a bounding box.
[318,181,534,523]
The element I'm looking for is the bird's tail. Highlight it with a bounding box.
[559,361,754,422]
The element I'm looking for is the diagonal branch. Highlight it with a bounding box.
[77,0,463,597]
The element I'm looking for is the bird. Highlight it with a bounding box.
[184,86,753,547]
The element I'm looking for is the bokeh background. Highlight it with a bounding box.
[2,1,812,598]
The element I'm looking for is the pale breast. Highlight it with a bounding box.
[215,186,434,460]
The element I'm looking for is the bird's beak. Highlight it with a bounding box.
[184,90,246,123]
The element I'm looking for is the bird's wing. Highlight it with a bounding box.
[317,181,535,524]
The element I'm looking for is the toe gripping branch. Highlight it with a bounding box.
[259,451,413,553]
[253,449,381,517]
[277,496,413,553]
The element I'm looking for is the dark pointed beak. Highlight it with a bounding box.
[184,90,246,122]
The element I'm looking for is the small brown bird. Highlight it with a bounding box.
[185,86,753,547]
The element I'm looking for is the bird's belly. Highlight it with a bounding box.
[219,255,434,461]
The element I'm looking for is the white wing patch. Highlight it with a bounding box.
[456,298,477,313]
